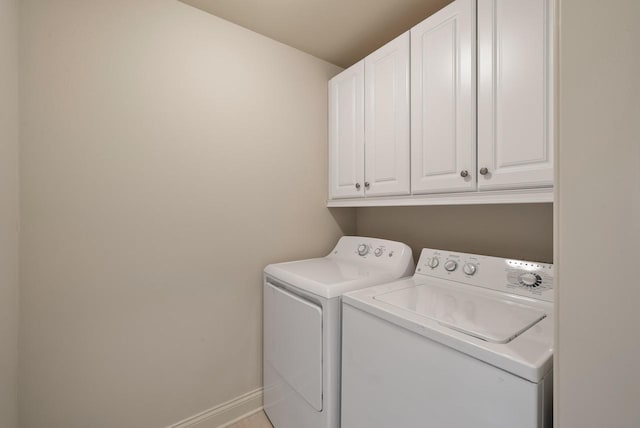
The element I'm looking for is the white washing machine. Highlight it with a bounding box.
[341,248,554,428]
[263,236,414,428]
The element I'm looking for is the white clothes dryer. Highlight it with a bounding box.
[263,236,414,428]
[341,248,554,428]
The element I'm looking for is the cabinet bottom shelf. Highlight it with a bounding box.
[327,187,553,207]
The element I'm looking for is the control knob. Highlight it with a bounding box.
[463,263,477,276]
[444,260,458,272]
[357,244,369,256]
[427,257,439,269]
[519,272,540,287]
[374,247,384,257]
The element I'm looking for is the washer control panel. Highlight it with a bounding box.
[415,248,554,302]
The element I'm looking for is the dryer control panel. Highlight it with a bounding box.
[415,248,554,303]
[328,236,415,277]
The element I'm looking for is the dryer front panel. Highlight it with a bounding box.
[264,281,323,411]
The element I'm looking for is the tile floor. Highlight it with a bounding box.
[227,410,273,428]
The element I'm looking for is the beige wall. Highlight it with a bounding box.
[556,0,640,427]
[19,0,354,427]
[0,0,20,426]
[357,204,553,263]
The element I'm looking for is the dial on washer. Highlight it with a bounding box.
[427,257,439,269]
[518,272,542,287]
[463,263,477,276]
[444,260,458,272]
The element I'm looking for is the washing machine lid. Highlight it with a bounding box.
[265,258,396,299]
[374,282,547,344]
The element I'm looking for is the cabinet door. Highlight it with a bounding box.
[364,32,411,197]
[411,0,476,195]
[477,0,555,190]
[329,61,365,199]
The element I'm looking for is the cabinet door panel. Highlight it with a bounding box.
[411,0,476,194]
[478,0,554,190]
[365,32,411,197]
[329,61,365,199]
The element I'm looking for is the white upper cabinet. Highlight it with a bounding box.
[477,0,555,190]
[327,0,556,206]
[364,32,411,197]
[411,0,476,194]
[329,61,365,199]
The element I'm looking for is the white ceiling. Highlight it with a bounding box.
[179,0,454,68]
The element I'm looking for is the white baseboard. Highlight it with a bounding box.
[167,388,263,428]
